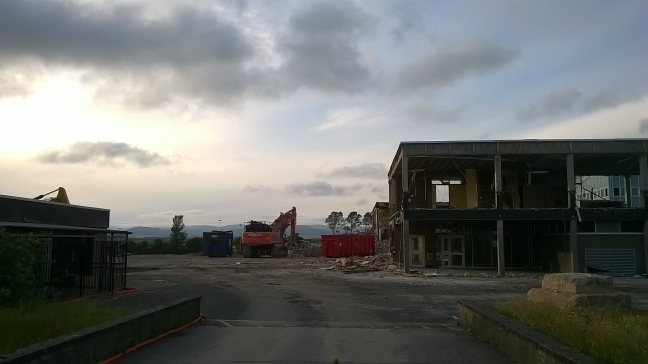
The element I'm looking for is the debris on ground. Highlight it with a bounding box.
[423,272,453,278]
[375,239,390,254]
[317,253,393,274]
[289,243,321,257]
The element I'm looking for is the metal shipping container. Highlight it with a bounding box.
[321,234,375,258]
[202,230,233,257]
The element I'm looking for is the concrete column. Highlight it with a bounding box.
[644,220,648,275]
[640,155,648,208]
[640,155,648,273]
[570,219,579,272]
[566,154,576,208]
[466,169,479,208]
[566,153,579,272]
[497,220,504,275]
[402,152,410,273]
[494,155,504,275]
[624,175,632,207]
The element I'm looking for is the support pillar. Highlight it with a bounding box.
[567,153,579,272]
[640,155,648,273]
[402,151,410,273]
[495,154,505,276]
[624,175,632,207]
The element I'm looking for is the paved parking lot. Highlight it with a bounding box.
[104,255,647,363]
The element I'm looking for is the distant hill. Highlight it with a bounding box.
[125,224,331,240]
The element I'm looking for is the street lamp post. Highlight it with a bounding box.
[219,219,222,231]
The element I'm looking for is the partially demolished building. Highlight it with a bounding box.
[388,139,648,275]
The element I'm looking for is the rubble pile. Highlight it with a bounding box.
[320,253,393,274]
[289,243,321,257]
[375,239,390,254]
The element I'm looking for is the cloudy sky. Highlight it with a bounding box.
[1,0,647,227]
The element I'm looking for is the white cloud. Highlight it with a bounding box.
[316,107,389,131]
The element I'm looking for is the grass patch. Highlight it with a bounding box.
[495,299,648,364]
[0,300,130,355]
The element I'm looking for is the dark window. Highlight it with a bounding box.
[613,188,620,197]
[632,187,639,196]
[578,221,596,232]
[620,221,643,232]
[597,221,620,233]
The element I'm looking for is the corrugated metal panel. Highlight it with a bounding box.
[585,248,636,276]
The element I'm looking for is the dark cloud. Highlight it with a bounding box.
[640,118,648,134]
[319,163,387,179]
[285,181,363,197]
[0,0,379,105]
[395,41,519,92]
[0,0,262,105]
[580,90,640,114]
[242,185,271,193]
[278,1,374,94]
[517,89,641,122]
[517,89,582,121]
[390,2,426,41]
[37,141,170,167]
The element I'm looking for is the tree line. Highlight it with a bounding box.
[324,211,373,235]
[129,214,198,255]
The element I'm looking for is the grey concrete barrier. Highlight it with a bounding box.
[0,295,202,364]
[458,300,597,364]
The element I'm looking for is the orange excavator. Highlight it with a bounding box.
[241,207,296,258]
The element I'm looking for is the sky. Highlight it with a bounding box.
[1,0,647,227]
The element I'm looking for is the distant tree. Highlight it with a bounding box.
[345,211,361,234]
[361,212,373,233]
[325,211,344,234]
[233,236,242,254]
[342,223,351,235]
[152,238,164,253]
[185,237,202,253]
[170,215,188,246]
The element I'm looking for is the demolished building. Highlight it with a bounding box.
[388,139,648,275]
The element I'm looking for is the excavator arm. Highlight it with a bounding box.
[33,187,70,204]
[272,207,297,248]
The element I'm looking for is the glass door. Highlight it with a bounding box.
[410,235,425,268]
[441,235,464,267]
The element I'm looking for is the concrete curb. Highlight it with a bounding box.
[458,300,598,364]
[1,295,202,364]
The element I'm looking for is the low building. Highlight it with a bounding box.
[0,193,130,300]
[388,139,648,276]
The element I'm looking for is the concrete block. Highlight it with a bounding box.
[528,288,631,309]
[542,273,613,294]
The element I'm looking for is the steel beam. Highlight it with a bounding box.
[402,151,410,273]
[497,220,505,276]
[641,155,648,273]
[494,155,504,275]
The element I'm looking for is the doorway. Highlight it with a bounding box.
[440,235,465,267]
[410,235,425,268]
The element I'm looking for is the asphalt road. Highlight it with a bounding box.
[112,256,524,364]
